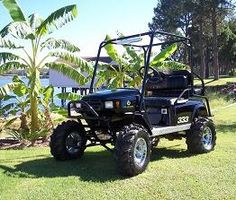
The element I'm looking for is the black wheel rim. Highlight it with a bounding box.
[65,132,82,154]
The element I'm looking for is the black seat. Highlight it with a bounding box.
[170,70,193,86]
[145,70,191,107]
[146,73,189,97]
[145,97,174,107]
[146,75,188,90]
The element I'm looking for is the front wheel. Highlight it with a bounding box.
[50,120,87,160]
[186,118,216,154]
[115,124,151,177]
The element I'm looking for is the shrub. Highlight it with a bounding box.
[229,68,236,77]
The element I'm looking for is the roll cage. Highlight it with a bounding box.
[89,30,209,114]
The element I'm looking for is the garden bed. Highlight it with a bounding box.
[0,138,49,149]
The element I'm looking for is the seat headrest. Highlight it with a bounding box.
[146,75,188,90]
[171,70,193,85]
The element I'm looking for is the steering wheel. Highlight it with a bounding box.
[138,66,164,81]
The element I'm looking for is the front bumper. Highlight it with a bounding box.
[68,100,104,120]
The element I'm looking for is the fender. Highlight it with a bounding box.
[192,103,208,120]
[134,113,153,135]
[124,112,153,135]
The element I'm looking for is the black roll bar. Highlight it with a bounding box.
[89,41,106,93]
[89,30,193,93]
[139,32,155,110]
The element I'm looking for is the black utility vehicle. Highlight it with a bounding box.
[50,31,216,176]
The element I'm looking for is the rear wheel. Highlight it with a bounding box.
[186,117,216,153]
[50,120,87,160]
[115,124,151,177]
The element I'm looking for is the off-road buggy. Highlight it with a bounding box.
[50,30,216,176]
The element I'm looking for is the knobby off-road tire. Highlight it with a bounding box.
[186,117,216,154]
[50,120,87,160]
[115,124,151,177]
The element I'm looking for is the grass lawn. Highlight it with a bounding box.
[195,76,236,86]
[0,105,236,200]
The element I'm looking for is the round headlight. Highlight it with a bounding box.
[75,102,81,109]
[104,101,114,109]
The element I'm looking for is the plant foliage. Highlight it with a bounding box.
[0,1,91,142]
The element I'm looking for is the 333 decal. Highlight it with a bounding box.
[177,116,189,124]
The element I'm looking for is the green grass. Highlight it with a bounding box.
[195,76,236,86]
[0,106,236,199]
[207,92,234,111]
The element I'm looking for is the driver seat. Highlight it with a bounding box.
[145,73,190,107]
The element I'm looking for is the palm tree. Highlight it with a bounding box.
[0,0,92,132]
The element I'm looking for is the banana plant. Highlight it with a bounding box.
[56,92,81,101]
[0,0,92,132]
[0,75,56,144]
[96,35,144,88]
[40,86,54,132]
[0,75,30,131]
[96,34,183,89]
[150,43,189,71]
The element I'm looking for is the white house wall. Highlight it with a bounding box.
[49,69,97,88]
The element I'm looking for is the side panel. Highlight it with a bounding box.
[174,100,207,126]
[175,105,192,125]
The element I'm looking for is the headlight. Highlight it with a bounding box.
[104,101,114,109]
[75,102,81,109]
[69,102,81,117]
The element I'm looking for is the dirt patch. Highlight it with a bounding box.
[0,138,49,150]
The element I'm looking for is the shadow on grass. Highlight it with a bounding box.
[217,123,236,133]
[0,146,192,182]
[151,147,192,160]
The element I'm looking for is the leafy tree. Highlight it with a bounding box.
[218,18,236,74]
[0,0,92,133]
[149,0,194,68]
[149,0,193,37]
[149,0,234,79]
[207,0,233,79]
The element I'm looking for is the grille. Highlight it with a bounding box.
[84,100,103,111]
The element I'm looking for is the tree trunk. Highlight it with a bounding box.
[30,93,40,132]
[199,18,206,79]
[29,67,41,133]
[20,113,29,131]
[42,106,53,142]
[205,46,210,78]
[212,6,219,80]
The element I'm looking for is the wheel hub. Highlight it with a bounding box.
[201,127,213,150]
[65,132,82,154]
[134,138,147,168]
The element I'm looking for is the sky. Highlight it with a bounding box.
[0,0,158,56]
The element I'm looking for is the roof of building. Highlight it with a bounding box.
[83,56,113,64]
